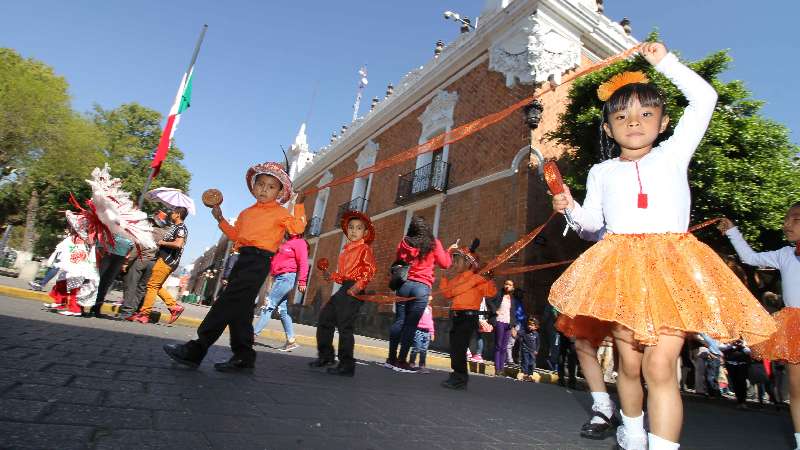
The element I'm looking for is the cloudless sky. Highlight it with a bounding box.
[2,1,797,265]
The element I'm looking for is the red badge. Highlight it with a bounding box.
[638,193,648,209]
[316,258,329,271]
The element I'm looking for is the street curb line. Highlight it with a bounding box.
[0,285,563,382]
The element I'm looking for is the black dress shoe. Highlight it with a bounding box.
[163,344,200,369]
[214,358,255,373]
[580,410,620,439]
[440,378,467,390]
[308,359,337,368]
[326,365,355,377]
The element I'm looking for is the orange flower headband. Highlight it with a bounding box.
[597,71,649,101]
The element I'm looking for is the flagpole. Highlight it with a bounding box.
[138,24,208,209]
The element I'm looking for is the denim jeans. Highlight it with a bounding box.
[253,272,296,340]
[39,266,60,286]
[409,329,431,366]
[389,280,431,362]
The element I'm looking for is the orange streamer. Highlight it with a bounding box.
[303,44,644,196]
[494,259,574,276]
[688,217,722,233]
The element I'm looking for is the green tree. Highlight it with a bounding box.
[0,48,72,176]
[547,39,800,250]
[91,103,191,213]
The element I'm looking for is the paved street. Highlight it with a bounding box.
[0,295,794,449]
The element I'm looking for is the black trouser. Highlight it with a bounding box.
[120,257,155,315]
[558,336,577,384]
[94,253,126,309]
[185,247,272,363]
[705,357,721,395]
[449,311,478,383]
[726,363,749,404]
[316,281,363,369]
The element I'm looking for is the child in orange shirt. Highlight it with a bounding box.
[309,211,377,377]
[439,239,497,390]
[164,162,305,372]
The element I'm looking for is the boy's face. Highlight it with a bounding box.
[504,280,514,293]
[527,322,538,331]
[783,206,800,243]
[346,218,367,242]
[253,174,284,203]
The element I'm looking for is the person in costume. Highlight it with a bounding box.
[385,216,457,373]
[719,209,800,449]
[118,217,167,320]
[45,211,99,316]
[253,231,309,351]
[439,240,497,389]
[163,162,305,372]
[550,42,775,450]
[308,211,376,377]
[130,207,188,324]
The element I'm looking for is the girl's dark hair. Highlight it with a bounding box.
[405,216,435,260]
[599,82,666,160]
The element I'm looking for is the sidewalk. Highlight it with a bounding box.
[0,276,527,379]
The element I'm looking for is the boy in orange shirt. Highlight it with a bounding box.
[439,239,497,390]
[164,162,306,372]
[309,211,377,377]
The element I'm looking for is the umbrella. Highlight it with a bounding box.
[146,187,196,216]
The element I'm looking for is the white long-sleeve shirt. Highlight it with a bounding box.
[571,53,718,234]
[725,227,800,308]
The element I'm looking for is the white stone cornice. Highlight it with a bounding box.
[419,90,459,139]
[316,170,334,188]
[355,140,379,171]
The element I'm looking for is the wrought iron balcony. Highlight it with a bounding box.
[395,160,451,205]
[307,216,322,237]
[336,196,367,223]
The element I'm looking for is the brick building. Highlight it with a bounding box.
[286,0,637,348]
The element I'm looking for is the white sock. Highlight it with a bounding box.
[794,432,800,449]
[620,410,645,435]
[648,433,679,450]
[589,392,614,424]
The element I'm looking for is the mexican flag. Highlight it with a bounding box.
[150,68,194,177]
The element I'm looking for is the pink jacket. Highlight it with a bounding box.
[416,305,435,338]
[270,236,309,286]
[396,238,451,288]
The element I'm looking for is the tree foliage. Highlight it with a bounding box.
[0,48,192,255]
[547,35,800,250]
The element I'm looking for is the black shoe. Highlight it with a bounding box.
[580,410,620,439]
[441,378,467,390]
[308,359,337,368]
[163,344,200,369]
[214,358,255,373]
[567,379,578,390]
[326,365,355,377]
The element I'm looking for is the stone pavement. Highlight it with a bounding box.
[0,295,795,449]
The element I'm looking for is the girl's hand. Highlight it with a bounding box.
[211,206,224,222]
[641,42,668,66]
[294,191,306,204]
[717,217,735,234]
[552,184,575,214]
[346,287,357,297]
[298,285,307,293]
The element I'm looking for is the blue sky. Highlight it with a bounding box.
[2,1,797,265]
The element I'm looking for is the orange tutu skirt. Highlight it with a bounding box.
[549,233,776,346]
[751,307,800,364]
[555,315,613,347]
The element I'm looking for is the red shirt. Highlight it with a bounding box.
[396,238,452,287]
[330,240,376,292]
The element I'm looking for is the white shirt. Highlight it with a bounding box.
[726,227,800,308]
[571,53,718,234]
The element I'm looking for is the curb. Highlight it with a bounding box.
[0,285,561,382]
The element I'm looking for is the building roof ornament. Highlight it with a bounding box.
[489,14,581,87]
[418,90,459,139]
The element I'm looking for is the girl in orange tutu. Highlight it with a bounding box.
[550,41,775,450]
[719,211,800,450]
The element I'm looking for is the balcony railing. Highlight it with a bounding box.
[395,160,451,205]
[336,196,367,223]
[307,216,322,237]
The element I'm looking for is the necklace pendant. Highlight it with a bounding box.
[638,193,648,209]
